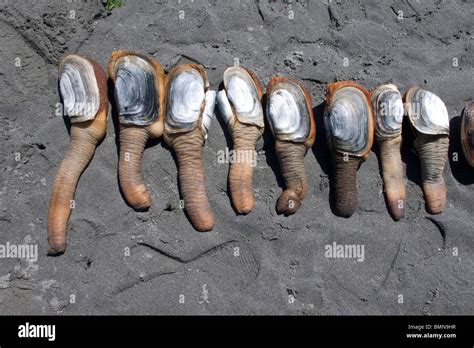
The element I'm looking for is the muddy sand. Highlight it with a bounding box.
[0,0,473,314]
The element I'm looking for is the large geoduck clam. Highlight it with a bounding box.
[372,84,406,221]
[266,77,316,215]
[404,86,450,214]
[48,54,108,255]
[216,66,264,214]
[108,50,166,210]
[324,81,374,218]
[164,64,216,231]
[461,101,474,167]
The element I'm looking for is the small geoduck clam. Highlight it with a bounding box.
[108,50,166,211]
[48,54,108,255]
[164,64,216,232]
[216,66,264,214]
[372,84,406,221]
[404,86,450,214]
[324,81,374,218]
[266,77,316,215]
[461,101,474,168]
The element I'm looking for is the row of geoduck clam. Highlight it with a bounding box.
[48,51,474,255]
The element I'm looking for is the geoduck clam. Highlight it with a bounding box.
[266,76,316,215]
[372,84,406,221]
[324,81,374,218]
[164,64,216,231]
[404,86,450,214]
[48,54,108,255]
[108,50,166,211]
[216,66,264,214]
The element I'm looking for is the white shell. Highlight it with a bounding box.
[266,80,311,142]
[216,89,234,129]
[59,55,100,123]
[166,69,205,132]
[324,86,371,156]
[372,84,404,139]
[221,66,263,128]
[404,87,449,135]
[201,90,216,137]
[113,55,158,126]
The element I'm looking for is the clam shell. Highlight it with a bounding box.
[113,55,158,126]
[372,84,404,139]
[216,89,234,129]
[166,67,206,132]
[325,85,372,156]
[222,66,264,128]
[404,87,449,135]
[59,55,100,123]
[266,78,311,142]
[461,101,474,167]
[202,90,216,137]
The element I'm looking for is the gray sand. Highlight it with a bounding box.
[0,0,473,315]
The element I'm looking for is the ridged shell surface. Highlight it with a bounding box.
[266,80,310,142]
[222,67,263,127]
[166,68,205,131]
[59,55,100,123]
[405,87,449,135]
[372,84,403,139]
[114,55,158,126]
[325,86,371,156]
